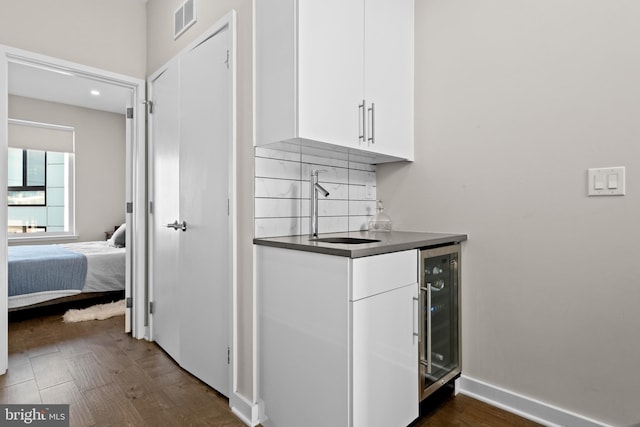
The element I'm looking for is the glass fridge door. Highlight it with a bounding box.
[420,244,461,400]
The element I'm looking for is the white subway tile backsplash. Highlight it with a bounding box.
[255,156,301,180]
[301,199,349,217]
[349,216,371,232]
[301,163,349,185]
[254,147,377,238]
[317,216,349,234]
[255,217,301,238]
[349,184,376,201]
[348,168,376,186]
[255,198,302,219]
[255,178,301,199]
[349,200,377,216]
[300,182,349,200]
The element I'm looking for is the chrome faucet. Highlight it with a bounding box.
[310,169,330,237]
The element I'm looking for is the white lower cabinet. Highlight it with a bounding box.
[257,246,418,427]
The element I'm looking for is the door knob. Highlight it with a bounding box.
[166,220,187,231]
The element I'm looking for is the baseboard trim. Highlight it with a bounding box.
[230,392,261,427]
[459,375,611,427]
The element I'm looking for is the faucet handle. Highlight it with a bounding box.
[311,169,327,176]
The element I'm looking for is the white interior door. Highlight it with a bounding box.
[179,27,230,396]
[149,59,181,362]
[149,26,231,397]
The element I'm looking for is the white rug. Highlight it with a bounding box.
[63,299,126,323]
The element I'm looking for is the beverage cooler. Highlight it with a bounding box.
[419,244,461,400]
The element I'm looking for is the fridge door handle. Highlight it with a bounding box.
[420,284,432,374]
[427,281,432,374]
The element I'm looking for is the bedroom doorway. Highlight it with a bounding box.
[0,46,148,374]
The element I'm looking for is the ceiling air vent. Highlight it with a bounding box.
[174,0,196,40]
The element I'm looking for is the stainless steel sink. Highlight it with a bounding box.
[309,237,381,244]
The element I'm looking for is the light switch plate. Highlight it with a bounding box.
[588,166,625,196]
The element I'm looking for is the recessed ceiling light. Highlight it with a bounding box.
[90,90,100,96]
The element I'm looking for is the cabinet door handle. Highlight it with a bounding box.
[367,102,375,144]
[358,100,366,144]
[413,296,419,342]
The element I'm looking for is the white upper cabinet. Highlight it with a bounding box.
[255,0,414,163]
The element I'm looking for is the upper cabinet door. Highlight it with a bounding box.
[364,0,414,161]
[297,0,364,147]
[255,0,364,149]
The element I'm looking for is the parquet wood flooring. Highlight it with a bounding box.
[3,302,542,427]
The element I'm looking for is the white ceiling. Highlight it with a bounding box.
[8,61,133,115]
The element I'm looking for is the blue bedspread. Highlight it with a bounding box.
[8,245,88,297]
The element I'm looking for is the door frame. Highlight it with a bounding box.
[0,45,148,373]
[147,9,237,401]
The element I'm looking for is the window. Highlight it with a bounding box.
[7,120,75,239]
[8,149,47,206]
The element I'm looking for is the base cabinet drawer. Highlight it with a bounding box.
[351,250,417,300]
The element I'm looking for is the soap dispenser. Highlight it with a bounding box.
[368,200,392,232]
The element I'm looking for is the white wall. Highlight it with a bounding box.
[146,0,255,404]
[0,0,147,78]
[378,1,640,425]
[9,96,126,244]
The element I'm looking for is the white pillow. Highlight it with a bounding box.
[108,223,126,248]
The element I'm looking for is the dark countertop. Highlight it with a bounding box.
[253,230,468,258]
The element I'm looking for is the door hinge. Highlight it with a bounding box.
[126,107,134,119]
[126,297,132,308]
[227,198,230,216]
[126,202,133,213]
[149,201,154,214]
[227,347,230,364]
[149,301,155,314]
[225,50,230,69]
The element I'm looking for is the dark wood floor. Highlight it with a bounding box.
[2,303,541,427]
[413,392,542,427]
[3,303,245,426]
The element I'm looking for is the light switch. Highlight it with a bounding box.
[594,175,604,190]
[588,166,625,196]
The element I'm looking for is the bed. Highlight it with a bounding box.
[8,225,126,310]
